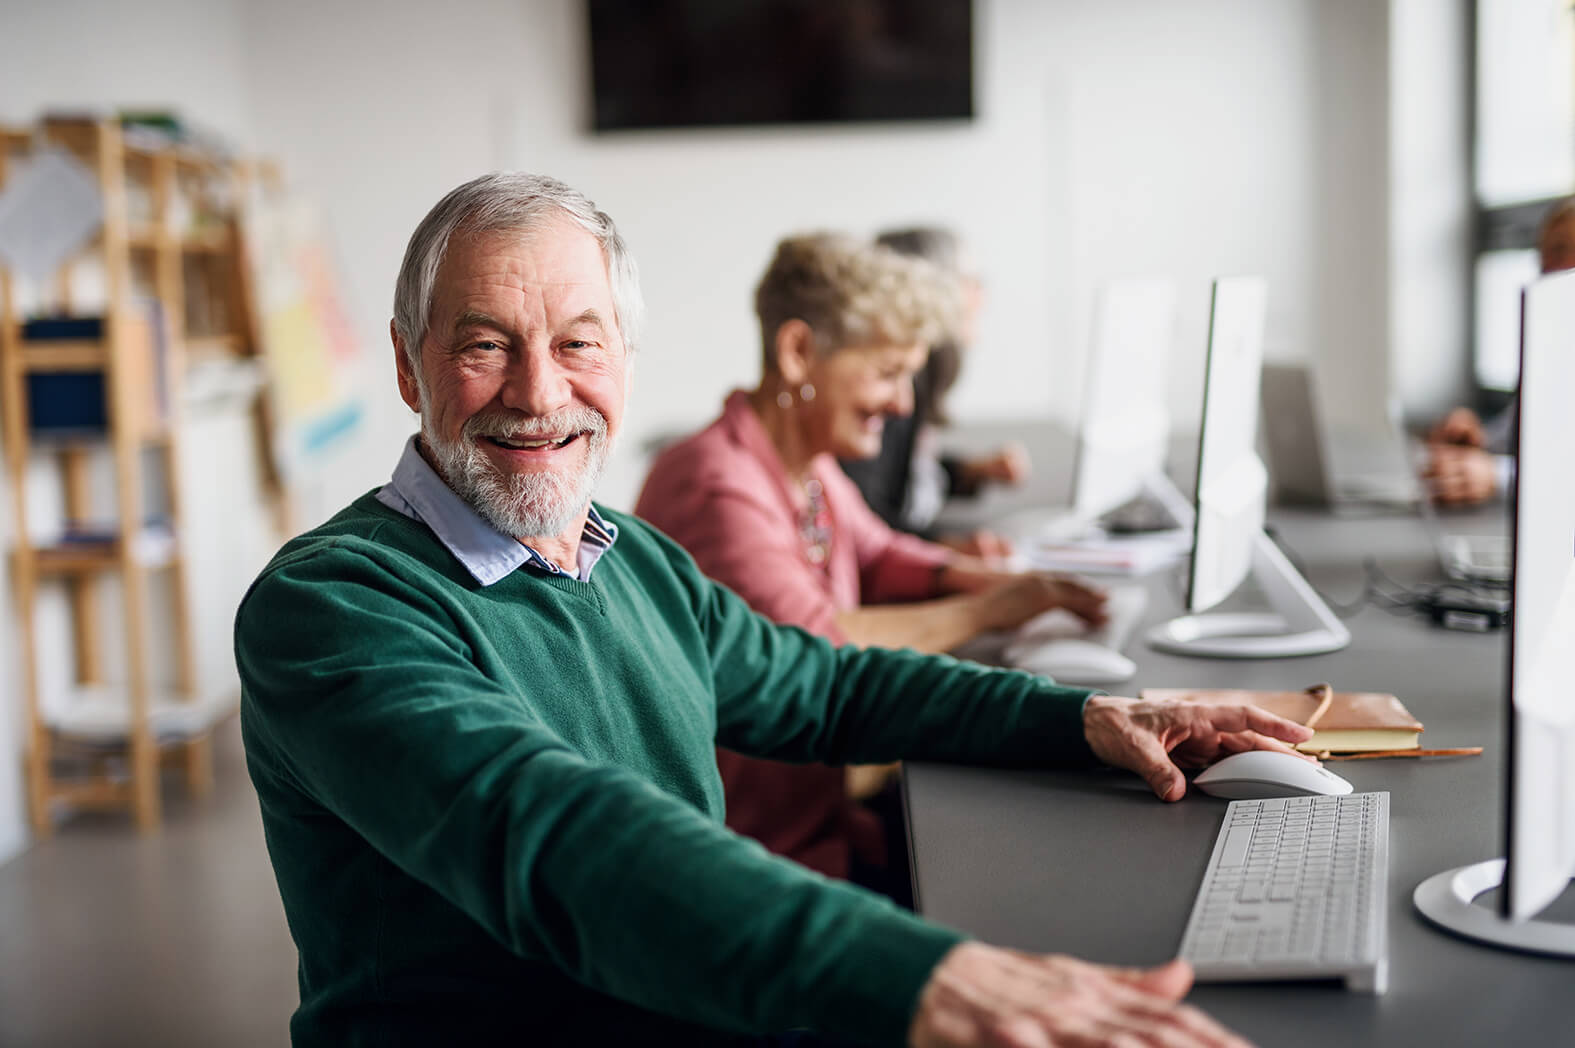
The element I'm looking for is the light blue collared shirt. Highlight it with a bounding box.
[376,435,618,585]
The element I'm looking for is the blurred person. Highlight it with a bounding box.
[837,227,1026,559]
[636,233,1107,903]
[1424,197,1575,505]
[238,173,1305,1047]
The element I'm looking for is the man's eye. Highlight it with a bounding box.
[469,340,503,352]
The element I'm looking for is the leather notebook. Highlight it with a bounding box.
[1139,687,1424,753]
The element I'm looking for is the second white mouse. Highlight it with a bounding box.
[1192,750,1354,799]
[1009,639,1137,684]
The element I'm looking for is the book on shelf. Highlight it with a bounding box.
[56,519,176,563]
[1138,686,1424,753]
[21,303,170,436]
[21,315,105,340]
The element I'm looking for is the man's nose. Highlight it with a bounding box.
[499,347,572,417]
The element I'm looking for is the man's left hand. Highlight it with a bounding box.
[1082,696,1315,801]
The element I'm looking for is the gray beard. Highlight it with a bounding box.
[422,405,610,540]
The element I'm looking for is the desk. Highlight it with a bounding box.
[909,431,1570,1046]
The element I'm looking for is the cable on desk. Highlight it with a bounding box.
[1262,526,1371,618]
[1361,559,1510,626]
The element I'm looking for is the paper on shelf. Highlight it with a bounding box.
[0,148,104,282]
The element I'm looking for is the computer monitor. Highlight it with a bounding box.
[1069,277,1191,525]
[1413,269,1575,957]
[1144,277,1351,658]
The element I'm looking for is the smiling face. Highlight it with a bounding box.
[800,339,930,460]
[394,218,628,544]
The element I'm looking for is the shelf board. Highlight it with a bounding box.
[19,340,109,371]
[127,226,170,251]
[44,683,236,746]
[186,333,244,359]
[181,229,231,253]
[20,531,178,576]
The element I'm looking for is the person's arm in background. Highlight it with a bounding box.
[822,466,1105,653]
[940,440,1032,498]
[1423,401,1514,505]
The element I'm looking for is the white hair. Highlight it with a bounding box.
[392,172,643,371]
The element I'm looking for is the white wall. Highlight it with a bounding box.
[0,0,253,141]
[0,0,259,859]
[1390,0,1473,421]
[240,0,1428,511]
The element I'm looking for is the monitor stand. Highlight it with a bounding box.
[1414,861,1575,957]
[1145,530,1351,657]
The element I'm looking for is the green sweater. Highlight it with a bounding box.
[235,494,1098,1046]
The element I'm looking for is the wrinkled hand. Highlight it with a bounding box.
[910,943,1252,1048]
[1428,407,1485,448]
[1423,444,1496,506]
[1082,696,1315,802]
[985,573,1108,632]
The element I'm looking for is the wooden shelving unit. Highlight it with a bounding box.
[0,117,264,833]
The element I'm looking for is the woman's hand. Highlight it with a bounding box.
[979,572,1108,632]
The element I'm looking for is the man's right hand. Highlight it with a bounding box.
[909,943,1252,1048]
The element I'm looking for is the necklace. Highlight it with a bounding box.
[797,476,833,567]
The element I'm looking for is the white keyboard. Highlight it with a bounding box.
[1179,793,1390,994]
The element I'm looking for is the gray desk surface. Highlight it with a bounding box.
[908,425,1571,1047]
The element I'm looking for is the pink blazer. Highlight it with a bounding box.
[635,391,951,879]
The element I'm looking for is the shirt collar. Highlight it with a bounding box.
[376,435,618,586]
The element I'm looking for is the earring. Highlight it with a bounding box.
[799,383,816,402]
[776,390,794,409]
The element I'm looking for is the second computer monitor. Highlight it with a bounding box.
[1413,268,1575,956]
[1145,276,1350,658]
[1070,277,1183,520]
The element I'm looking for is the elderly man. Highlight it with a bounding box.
[236,172,1308,1047]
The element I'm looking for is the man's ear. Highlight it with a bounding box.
[393,321,421,414]
[772,319,816,386]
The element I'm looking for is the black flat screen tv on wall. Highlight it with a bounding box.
[587,1,975,131]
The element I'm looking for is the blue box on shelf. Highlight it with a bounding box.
[21,315,105,341]
[26,372,108,433]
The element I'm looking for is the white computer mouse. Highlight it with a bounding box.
[1010,640,1137,684]
[1191,750,1354,799]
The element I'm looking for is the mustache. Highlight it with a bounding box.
[462,406,607,441]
